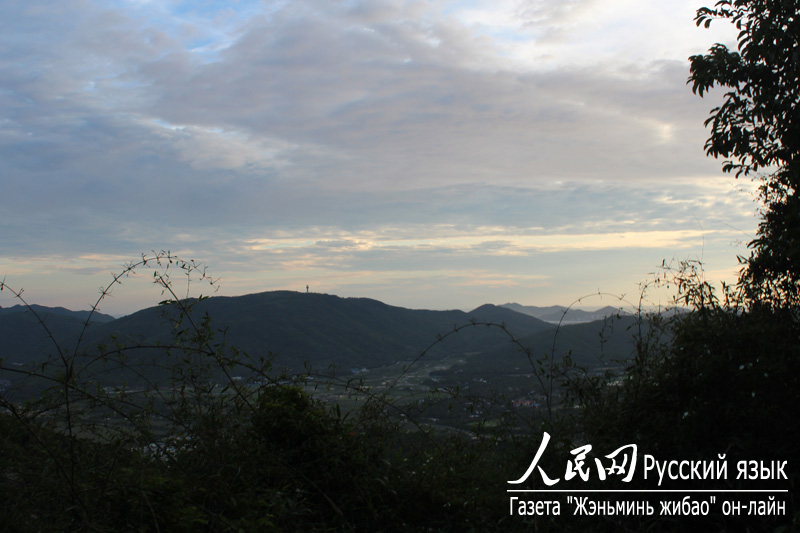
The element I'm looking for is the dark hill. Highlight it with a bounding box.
[0,305,115,365]
[435,314,664,383]
[466,303,554,336]
[84,291,554,373]
[0,304,115,323]
[500,302,628,323]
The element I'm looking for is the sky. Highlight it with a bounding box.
[0,0,758,317]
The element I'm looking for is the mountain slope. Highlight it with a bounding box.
[0,306,114,365]
[500,302,628,323]
[436,314,665,384]
[0,304,115,323]
[465,304,554,337]
[83,291,554,373]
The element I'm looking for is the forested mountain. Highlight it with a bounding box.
[1,292,561,373]
[439,314,644,380]
[82,292,556,371]
[500,302,628,323]
[0,304,115,323]
[0,291,650,406]
[0,305,114,365]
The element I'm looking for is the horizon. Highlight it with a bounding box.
[0,285,667,320]
[1,1,755,317]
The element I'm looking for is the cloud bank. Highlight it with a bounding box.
[0,0,754,315]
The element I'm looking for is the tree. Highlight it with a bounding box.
[688,0,800,308]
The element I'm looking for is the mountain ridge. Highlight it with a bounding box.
[0,304,115,323]
[500,302,628,323]
[83,291,555,371]
[0,292,644,392]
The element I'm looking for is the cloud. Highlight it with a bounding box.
[0,0,756,314]
[150,121,294,171]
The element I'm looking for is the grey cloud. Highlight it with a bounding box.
[313,239,366,249]
[0,0,754,313]
[126,1,714,187]
[516,0,596,38]
[2,0,721,199]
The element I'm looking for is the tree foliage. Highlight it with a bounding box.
[689,0,800,307]
[565,5,800,528]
